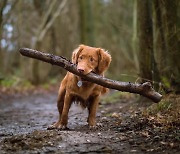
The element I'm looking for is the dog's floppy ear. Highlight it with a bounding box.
[72,45,84,64]
[97,48,111,74]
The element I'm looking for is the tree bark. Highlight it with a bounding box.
[153,0,167,74]
[19,48,162,103]
[137,0,160,90]
[137,0,153,81]
[79,0,95,46]
[163,0,180,92]
[0,0,7,72]
[137,0,153,82]
[132,0,139,71]
[153,0,180,93]
[30,0,67,84]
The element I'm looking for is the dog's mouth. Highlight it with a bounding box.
[79,77,86,82]
[80,70,96,79]
[91,70,96,74]
[77,69,97,84]
[77,70,97,87]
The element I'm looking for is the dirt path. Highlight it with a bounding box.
[0,92,179,153]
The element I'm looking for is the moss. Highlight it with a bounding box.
[161,76,171,88]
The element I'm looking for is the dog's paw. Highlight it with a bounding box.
[56,124,69,130]
[47,124,57,130]
[96,122,103,127]
[89,125,97,130]
[47,122,68,130]
[88,123,102,130]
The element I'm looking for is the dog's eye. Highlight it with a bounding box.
[90,57,94,62]
[79,56,83,60]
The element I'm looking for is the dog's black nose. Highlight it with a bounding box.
[78,69,84,73]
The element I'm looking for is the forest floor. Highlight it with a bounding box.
[0,87,179,154]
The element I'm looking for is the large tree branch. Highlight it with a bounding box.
[19,48,162,103]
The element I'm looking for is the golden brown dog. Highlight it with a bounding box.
[49,45,111,129]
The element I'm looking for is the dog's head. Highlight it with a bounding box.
[72,45,111,75]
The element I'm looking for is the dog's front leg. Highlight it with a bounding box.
[47,85,66,130]
[57,92,72,130]
[87,95,100,128]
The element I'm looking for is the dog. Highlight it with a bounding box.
[48,44,111,130]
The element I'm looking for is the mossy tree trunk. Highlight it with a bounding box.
[153,0,180,92]
[163,0,180,92]
[137,0,159,86]
[0,0,7,74]
[79,0,95,46]
[153,0,167,75]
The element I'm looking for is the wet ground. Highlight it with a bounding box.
[0,91,179,153]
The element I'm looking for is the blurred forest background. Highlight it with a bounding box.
[0,0,179,94]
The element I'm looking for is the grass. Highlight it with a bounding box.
[0,76,33,89]
[143,94,180,129]
[101,91,134,104]
[146,100,172,114]
[0,75,59,94]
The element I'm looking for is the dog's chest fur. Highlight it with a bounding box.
[73,81,96,100]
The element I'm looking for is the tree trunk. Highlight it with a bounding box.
[132,0,139,71]
[154,0,180,93]
[163,0,180,92]
[31,41,41,84]
[137,0,153,82]
[137,0,160,90]
[153,0,167,74]
[0,0,7,73]
[30,0,67,84]
[30,1,44,85]
[79,0,95,46]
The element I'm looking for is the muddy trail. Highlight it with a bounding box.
[0,91,179,154]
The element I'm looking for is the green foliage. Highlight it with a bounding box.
[175,132,180,141]
[41,78,59,89]
[0,76,34,89]
[0,78,16,87]
[147,100,172,114]
[101,91,133,104]
[49,78,58,84]
[0,75,60,94]
[41,83,50,90]
[107,73,137,83]
[142,94,180,137]
[102,91,123,104]
[161,76,171,88]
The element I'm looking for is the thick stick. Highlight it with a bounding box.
[19,48,162,103]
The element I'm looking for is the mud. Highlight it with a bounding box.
[0,91,179,153]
